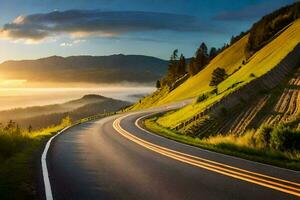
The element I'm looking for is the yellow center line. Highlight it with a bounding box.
[112,115,300,197]
[135,115,300,188]
[132,116,300,192]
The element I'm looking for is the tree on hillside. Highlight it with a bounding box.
[209,47,218,60]
[177,54,186,77]
[246,2,300,55]
[199,42,208,56]
[165,49,179,84]
[209,67,228,86]
[156,80,161,88]
[188,57,199,76]
[195,42,209,72]
[164,50,187,85]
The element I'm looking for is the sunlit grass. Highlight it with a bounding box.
[144,117,300,170]
[157,19,300,128]
[0,117,72,199]
[203,131,256,147]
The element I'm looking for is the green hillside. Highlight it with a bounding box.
[157,19,300,128]
[160,35,248,104]
[131,32,249,110]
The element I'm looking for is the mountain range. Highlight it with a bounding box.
[0,54,167,85]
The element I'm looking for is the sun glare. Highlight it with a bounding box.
[0,79,27,87]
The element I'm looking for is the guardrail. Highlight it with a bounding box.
[74,111,118,125]
[174,43,300,131]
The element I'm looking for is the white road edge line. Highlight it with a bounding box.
[40,114,119,200]
[41,126,71,200]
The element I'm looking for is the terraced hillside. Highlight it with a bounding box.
[157,19,300,129]
[263,69,300,126]
[141,3,300,170]
[182,68,300,138]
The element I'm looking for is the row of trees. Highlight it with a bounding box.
[247,2,300,55]
[158,42,221,88]
[188,42,219,76]
[164,49,186,85]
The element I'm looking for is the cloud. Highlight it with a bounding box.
[60,42,73,47]
[213,1,292,21]
[60,39,86,47]
[0,9,207,42]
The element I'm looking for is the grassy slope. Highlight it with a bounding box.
[160,35,249,104]
[144,118,300,170]
[0,125,67,199]
[130,32,248,111]
[129,85,170,110]
[158,19,300,128]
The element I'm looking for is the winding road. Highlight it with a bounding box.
[45,106,300,200]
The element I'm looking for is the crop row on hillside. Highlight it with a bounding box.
[156,20,300,129]
[179,67,300,139]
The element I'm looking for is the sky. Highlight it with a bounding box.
[0,0,296,62]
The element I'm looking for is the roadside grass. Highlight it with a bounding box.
[0,118,71,199]
[144,117,300,171]
[0,113,116,199]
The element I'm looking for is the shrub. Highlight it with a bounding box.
[61,116,72,126]
[256,126,273,148]
[0,122,31,159]
[210,88,218,95]
[270,126,300,151]
[249,73,256,78]
[228,81,244,90]
[197,94,208,103]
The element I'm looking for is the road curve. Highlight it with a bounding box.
[47,110,300,200]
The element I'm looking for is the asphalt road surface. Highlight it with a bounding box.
[47,108,300,200]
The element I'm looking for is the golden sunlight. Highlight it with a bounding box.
[0,79,27,87]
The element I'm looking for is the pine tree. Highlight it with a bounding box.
[188,57,198,76]
[177,54,186,77]
[156,80,161,88]
[209,47,218,60]
[195,42,209,72]
[166,49,179,85]
[199,42,208,56]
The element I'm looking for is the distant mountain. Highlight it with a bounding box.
[0,54,168,84]
[0,94,130,129]
[0,94,110,119]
